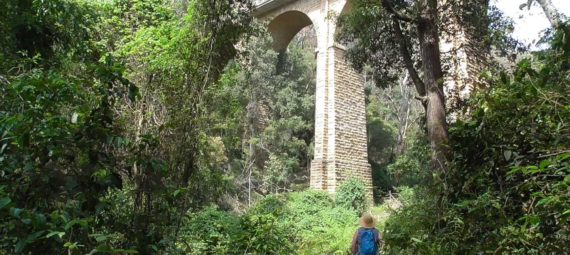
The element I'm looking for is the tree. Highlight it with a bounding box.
[0,0,252,253]
[439,0,491,118]
[340,0,511,171]
[204,32,316,203]
[102,0,252,251]
[524,0,564,28]
[382,24,570,253]
[340,0,449,171]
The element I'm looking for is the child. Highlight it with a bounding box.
[351,213,382,255]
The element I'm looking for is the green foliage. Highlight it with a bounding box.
[382,188,443,255]
[0,9,133,251]
[178,207,240,254]
[501,154,570,253]
[0,0,101,69]
[10,0,569,254]
[287,192,357,255]
[386,136,430,187]
[203,31,316,196]
[178,191,358,254]
[336,178,369,215]
[383,24,570,254]
[365,82,426,198]
[337,0,403,84]
[338,0,523,85]
[366,94,397,162]
[0,0,251,253]
[233,195,295,255]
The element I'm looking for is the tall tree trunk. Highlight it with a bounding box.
[439,0,490,119]
[418,0,449,172]
[384,0,450,171]
[536,0,563,28]
[396,73,412,156]
[246,78,258,207]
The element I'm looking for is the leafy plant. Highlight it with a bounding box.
[336,178,369,215]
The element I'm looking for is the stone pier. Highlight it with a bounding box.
[254,0,373,196]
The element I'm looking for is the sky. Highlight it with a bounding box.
[493,0,570,49]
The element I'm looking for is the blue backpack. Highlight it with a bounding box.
[358,228,379,255]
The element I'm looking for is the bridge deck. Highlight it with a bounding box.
[254,0,298,16]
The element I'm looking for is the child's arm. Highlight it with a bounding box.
[351,231,359,255]
[376,229,383,246]
[380,231,386,251]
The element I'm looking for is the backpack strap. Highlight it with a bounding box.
[356,228,362,243]
[373,229,380,242]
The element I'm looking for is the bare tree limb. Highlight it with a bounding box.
[529,0,563,28]
[0,75,8,85]
[415,96,428,104]
[392,18,427,99]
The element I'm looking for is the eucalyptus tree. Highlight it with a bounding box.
[340,0,450,172]
[523,0,565,28]
[339,0,500,172]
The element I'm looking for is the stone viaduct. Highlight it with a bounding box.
[253,0,373,195]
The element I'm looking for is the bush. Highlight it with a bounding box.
[386,138,430,188]
[177,191,360,254]
[247,194,288,217]
[336,178,369,215]
[286,190,335,213]
[294,206,358,255]
[382,188,443,255]
[232,195,295,254]
[284,191,356,254]
[233,212,295,254]
[177,207,240,254]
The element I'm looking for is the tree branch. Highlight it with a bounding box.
[382,0,417,23]
[415,96,428,104]
[392,18,426,99]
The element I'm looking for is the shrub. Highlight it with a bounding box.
[232,195,295,254]
[294,206,358,255]
[286,190,335,213]
[247,194,288,217]
[177,207,240,254]
[381,187,442,255]
[176,190,361,254]
[233,212,295,254]
[284,191,356,254]
[336,178,369,215]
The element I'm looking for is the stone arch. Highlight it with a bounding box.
[267,10,315,51]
